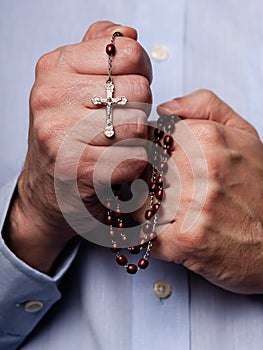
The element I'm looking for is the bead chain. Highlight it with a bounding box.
[104,32,180,274]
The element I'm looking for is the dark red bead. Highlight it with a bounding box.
[106,215,113,224]
[162,148,172,158]
[106,43,116,56]
[149,181,157,192]
[142,241,150,248]
[164,135,174,147]
[152,140,162,153]
[158,161,168,174]
[128,246,141,254]
[111,247,121,253]
[112,31,123,38]
[114,208,122,218]
[121,235,130,245]
[149,232,157,240]
[157,115,169,126]
[127,264,138,274]
[152,153,161,166]
[153,203,160,213]
[138,238,146,246]
[109,229,115,238]
[138,258,149,269]
[155,189,163,200]
[116,255,128,266]
[143,222,153,234]
[105,201,112,209]
[117,221,124,229]
[145,209,154,220]
[156,175,163,187]
[165,121,175,134]
[154,128,164,140]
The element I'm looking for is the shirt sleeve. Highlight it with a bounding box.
[0,176,79,350]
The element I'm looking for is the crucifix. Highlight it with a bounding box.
[92,80,127,138]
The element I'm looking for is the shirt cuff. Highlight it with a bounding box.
[0,175,79,348]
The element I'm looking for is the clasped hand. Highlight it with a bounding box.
[8,21,263,294]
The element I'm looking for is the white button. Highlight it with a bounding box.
[153,280,172,299]
[24,300,44,313]
[151,45,169,62]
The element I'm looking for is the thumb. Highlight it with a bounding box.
[82,20,138,41]
[158,89,258,137]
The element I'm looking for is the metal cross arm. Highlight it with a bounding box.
[92,80,127,138]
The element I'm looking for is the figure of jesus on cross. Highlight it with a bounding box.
[92,80,127,138]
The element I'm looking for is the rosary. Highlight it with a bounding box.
[92,32,180,274]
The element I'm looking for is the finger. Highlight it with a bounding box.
[158,89,258,136]
[82,20,138,41]
[79,145,148,186]
[46,37,152,83]
[77,108,149,146]
[33,73,152,112]
[82,74,152,108]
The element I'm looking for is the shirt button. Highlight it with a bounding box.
[150,45,169,62]
[153,280,172,299]
[24,300,44,313]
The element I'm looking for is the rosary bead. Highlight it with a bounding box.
[149,181,157,192]
[162,148,172,158]
[153,203,160,213]
[109,229,115,238]
[156,175,163,187]
[138,238,146,246]
[117,221,124,229]
[142,241,150,248]
[128,246,141,254]
[112,31,123,38]
[143,222,153,234]
[114,208,122,218]
[163,135,174,147]
[105,201,112,209]
[165,121,175,134]
[154,128,164,140]
[127,264,138,274]
[149,232,157,240]
[157,115,169,126]
[121,235,130,245]
[116,255,128,266]
[155,189,163,200]
[106,215,113,225]
[138,258,149,269]
[152,153,161,166]
[145,209,154,220]
[111,247,121,253]
[106,43,116,56]
[158,161,168,174]
[152,140,162,153]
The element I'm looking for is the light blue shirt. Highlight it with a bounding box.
[1,0,263,349]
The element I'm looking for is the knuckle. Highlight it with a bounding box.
[33,117,60,159]
[30,84,55,112]
[123,39,142,63]
[192,121,224,145]
[197,89,217,105]
[133,75,152,103]
[35,50,59,76]
[30,81,69,113]
[57,45,75,68]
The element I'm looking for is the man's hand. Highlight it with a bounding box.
[4,21,152,273]
[153,90,263,295]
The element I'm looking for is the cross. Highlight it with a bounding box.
[92,80,127,138]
